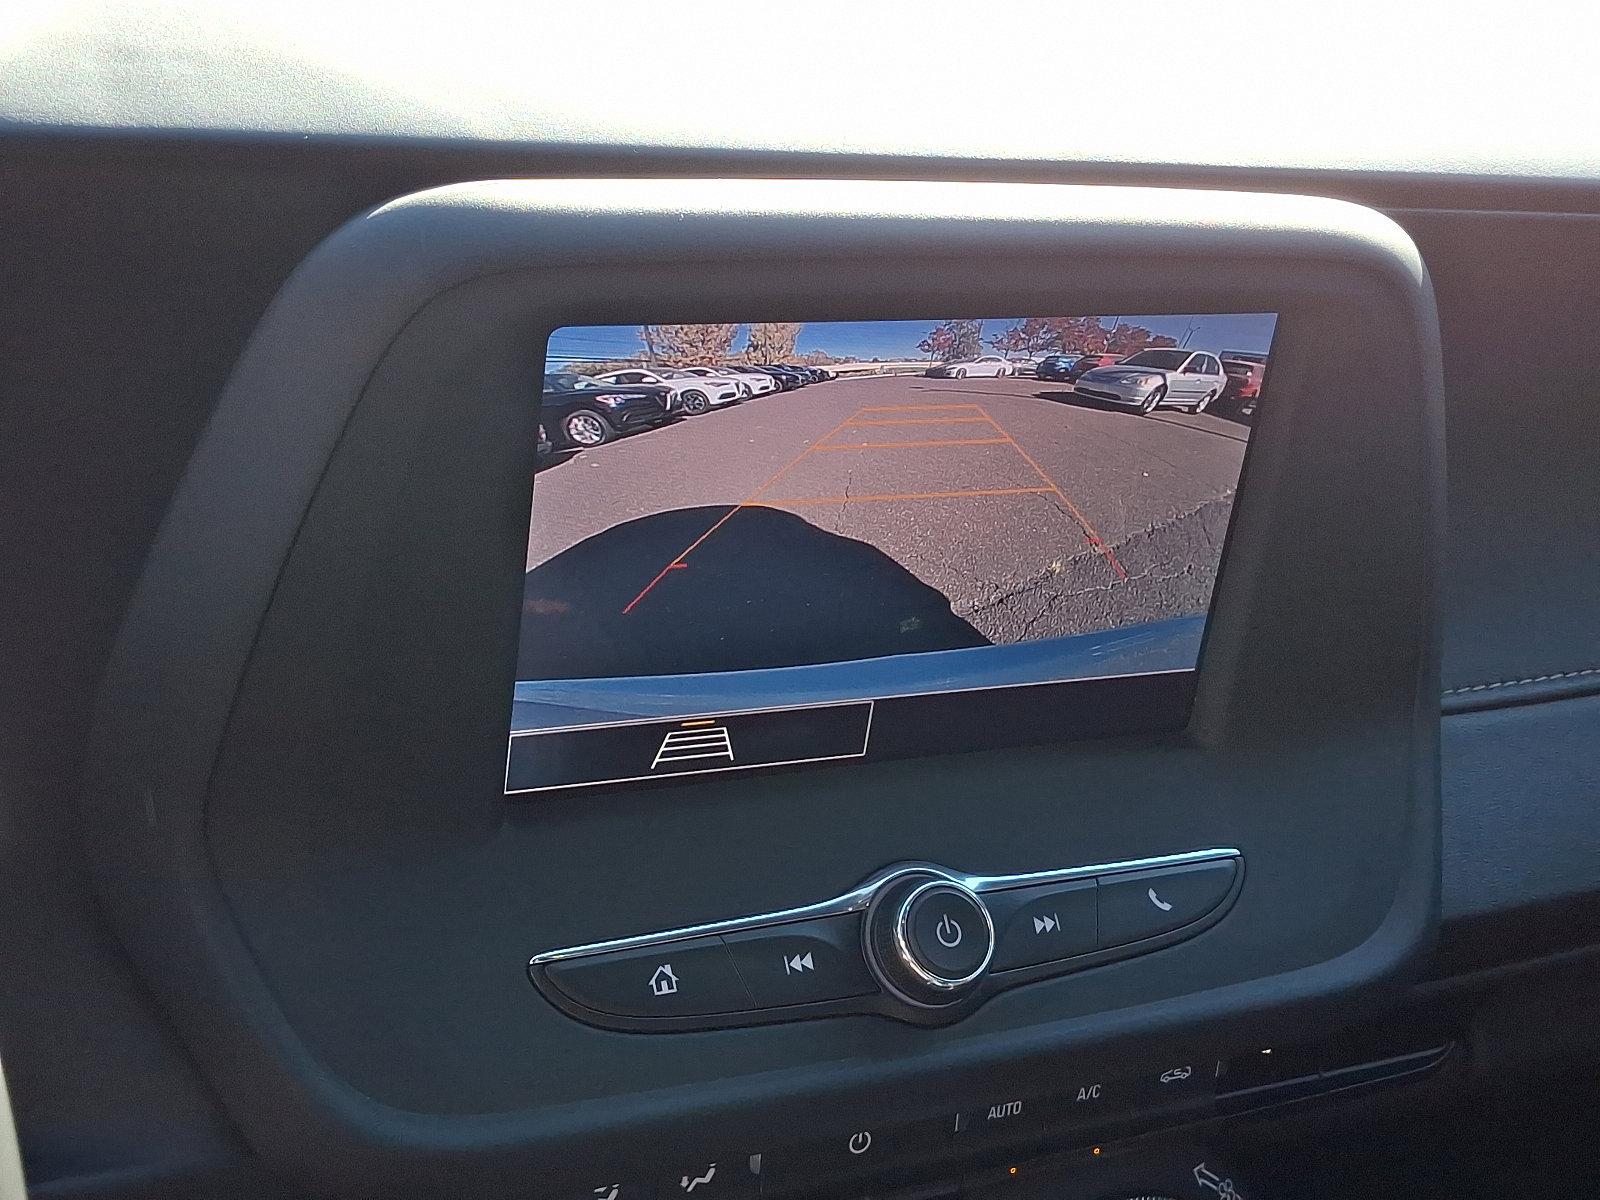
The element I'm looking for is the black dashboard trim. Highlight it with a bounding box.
[76,179,1441,1198]
[6,79,1598,1199]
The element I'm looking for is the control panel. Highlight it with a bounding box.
[529,849,1242,1029]
[539,1024,1452,1198]
[562,1053,1225,1200]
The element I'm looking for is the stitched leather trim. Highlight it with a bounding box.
[1445,667,1600,696]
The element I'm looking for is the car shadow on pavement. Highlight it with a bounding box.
[1034,388,1123,412]
[519,505,989,680]
[1036,387,1248,435]
[1143,414,1251,444]
[533,448,582,473]
[1208,407,1257,431]
[1032,390,1253,443]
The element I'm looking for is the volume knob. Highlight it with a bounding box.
[865,876,994,1007]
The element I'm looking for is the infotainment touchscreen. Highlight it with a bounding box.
[508,314,1275,794]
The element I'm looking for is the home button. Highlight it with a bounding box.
[541,935,753,1019]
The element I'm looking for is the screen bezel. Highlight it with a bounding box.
[508,309,1277,797]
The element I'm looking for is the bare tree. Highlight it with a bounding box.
[1103,323,1177,356]
[638,324,740,367]
[744,322,804,362]
[989,317,1066,359]
[996,316,1178,357]
[918,319,985,362]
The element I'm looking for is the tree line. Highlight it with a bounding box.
[918,316,1179,363]
[553,317,1181,373]
[631,323,835,367]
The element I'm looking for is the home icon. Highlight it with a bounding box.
[649,963,679,997]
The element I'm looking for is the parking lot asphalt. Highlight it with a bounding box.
[520,375,1250,681]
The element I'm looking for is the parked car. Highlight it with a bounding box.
[1035,353,1083,381]
[750,365,808,389]
[593,367,744,414]
[1219,352,1267,418]
[540,372,674,446]
[776,363,821,383]
[926,355,1016,378]
[782,364,835,382]
[1063,353,1122,381]
[680,364,778,396]
[1071,348,1230,414]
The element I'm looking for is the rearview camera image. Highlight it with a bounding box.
[509,314,1275,793]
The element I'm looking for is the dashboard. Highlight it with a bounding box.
[65,179,1438,1197]
[3,9,1600,1200]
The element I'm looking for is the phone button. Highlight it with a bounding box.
[1096,860,1238,948]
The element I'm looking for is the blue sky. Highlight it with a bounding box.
[545,313,1278,366]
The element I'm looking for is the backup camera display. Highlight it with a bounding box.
[508,314,1275,794]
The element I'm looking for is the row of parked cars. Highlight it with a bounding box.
[930,349,1266,417]
[538,362,835,450]
[923,352,1131,381]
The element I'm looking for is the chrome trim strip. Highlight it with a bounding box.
[528,847,1239,968]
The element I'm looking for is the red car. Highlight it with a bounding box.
[1220,352,1267,416]
[1063,352,1122,381]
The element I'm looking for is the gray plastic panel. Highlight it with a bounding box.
[1442,693,1600,953]
[82,180,1441,1197]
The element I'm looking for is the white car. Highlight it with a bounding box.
[593,367,745,414]
[927,355,1016,379]
[1071,348,1230,414]
[681,364,779,397]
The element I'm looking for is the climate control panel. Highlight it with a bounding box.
[529,849,1243,1029]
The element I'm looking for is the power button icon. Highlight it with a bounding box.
[865,878,993,1006]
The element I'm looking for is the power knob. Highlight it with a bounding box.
[865,876,995,1007]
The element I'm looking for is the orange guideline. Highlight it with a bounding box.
[976,410,1129,581]
[621,403,1125,614]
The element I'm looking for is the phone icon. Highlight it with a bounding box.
[1147,887,1174,912]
